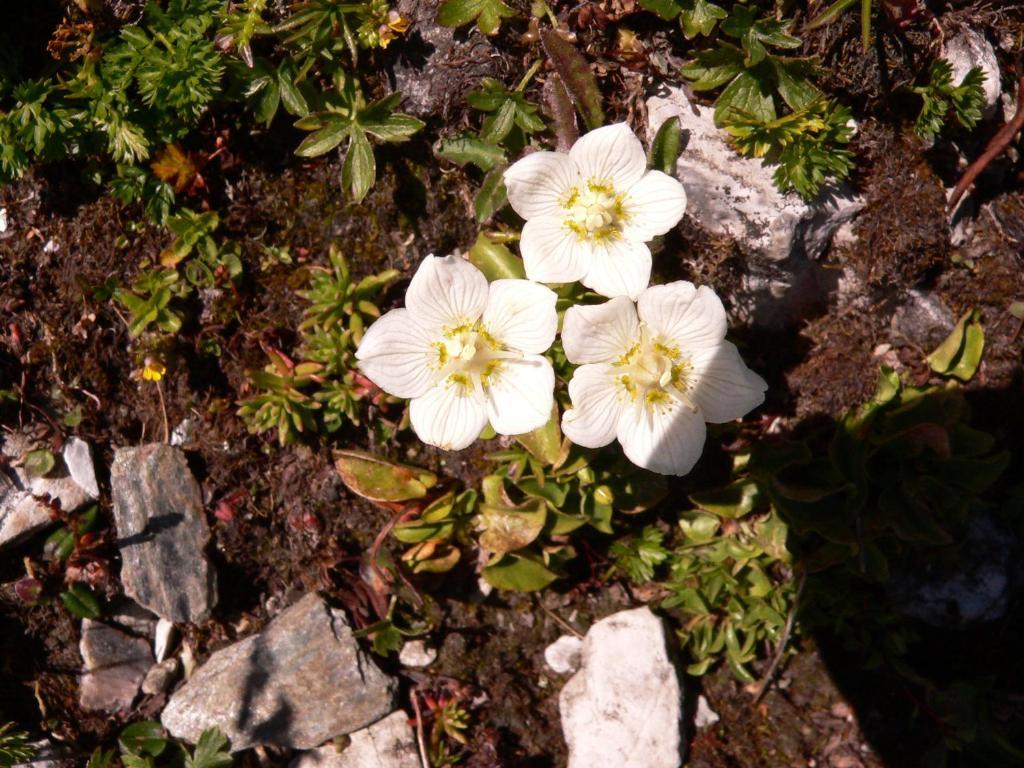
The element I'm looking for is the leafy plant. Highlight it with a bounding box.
[437,0,515,36]
[86,723,232,768]
[678,3,854,198]
[294,75,424,203]
[0,722,33,767]
[238,246,398,443]
[913,60,986,141]
[724,98,854,198]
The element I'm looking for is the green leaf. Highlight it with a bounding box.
[773,59,819,111]
[294,118,350,157]
[649,116,681,175]
[61,584,101,619]
[805,0,858,30]
[467,233,526,280]
[479,500,547,554]
[23,449,55,478]
[540,29,604,131]
[680,0,727,39]
[681,45,745,91]
[437,0,515,34]
[277,60,309,117]
[334,450,438,502]
[119,721,168,758]
[639,0,682,21]
[186,728,233,768]
[474,166,508,222]
[514,405,562,465]
[927,309,985,381]
[342,130,375,203]
[436,134,507,171]
[689,479,760,518]
[715,69,776,126]
[483,553,559,591]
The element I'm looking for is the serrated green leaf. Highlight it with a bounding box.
[437,0,514,34]
[681,45,745,91]
[186,728,233,768]
[680,0,727,38]
[436,134,507,171]
[638,0,682,21]
[715,68,776,126]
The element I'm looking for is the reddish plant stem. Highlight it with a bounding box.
[948,71,1024,213]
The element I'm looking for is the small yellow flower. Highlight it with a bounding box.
[141,358,166,382]
[378,10,409,48]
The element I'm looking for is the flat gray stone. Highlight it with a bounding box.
[560,607,683,768]
[162,594,397,751]
[110,444,216,623]
[79,618,154,712]
[1,434,98,550]
[289,711,419,768]
[142,658,180,696]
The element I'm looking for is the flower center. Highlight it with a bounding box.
[564,181,627,243]
[616,328,692,412]
[433,324,520,399]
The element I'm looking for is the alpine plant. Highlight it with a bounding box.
[503,123,687,300]
[560,282,767,475]
[355,255,558,450]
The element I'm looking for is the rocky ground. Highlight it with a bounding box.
[2,1,1024,767]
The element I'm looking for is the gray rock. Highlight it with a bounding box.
[289,711,420,768]
[646,85,864,329]
[162,594,396,751]
[392,0,499,120]
[544,634,583,675]
[888,516,1016,627]
[142,658,180,696]
[80,618,154,712]
[560,607,682,768]
[110,444,217,623]
[12,739,75,768]
[694,695,720,729]
[1,434,98,550]
[942,28,1001,120]
[891,289,957,349]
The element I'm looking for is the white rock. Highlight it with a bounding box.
[942,28,1001,119]
[0,208,7,234]
[559,607,682,768]
[154,618,177,662]
[1,434,96,550]
[646,85,864,263]
[62,438,99,499]
[544,634,583,675]
[398,639,436,668]
[694,695,720,729]
[289,711,420,768]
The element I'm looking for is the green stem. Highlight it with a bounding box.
[515,59,543,93]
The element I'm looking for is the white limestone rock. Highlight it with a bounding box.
[544,634,583,675]
[559,607,683,768]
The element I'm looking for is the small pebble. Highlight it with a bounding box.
[398,639,436,668]
[543,634,583,675]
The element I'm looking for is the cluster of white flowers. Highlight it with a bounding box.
[356,123,767,475]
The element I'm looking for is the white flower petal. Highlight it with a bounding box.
[486,355,555,436]
[580,237,651,300]
[688,342,767,423]
[406,254,488,331]
[561,363,624,448]
[622,170,687,241]
[409,382,489,451]
[503,151,580,220]
[616,399,706,476]
[568,123,647,190]
[520,216,589,284]
[637,282,727,351]
[355,308,437,398]
[561,296,640,364]
[481,279,558,354]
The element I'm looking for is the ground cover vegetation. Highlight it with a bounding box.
[1,0,1023,765]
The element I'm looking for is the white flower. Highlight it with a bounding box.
[560,282,767,476]
[502,122,687,300]
[355,255,558,451]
